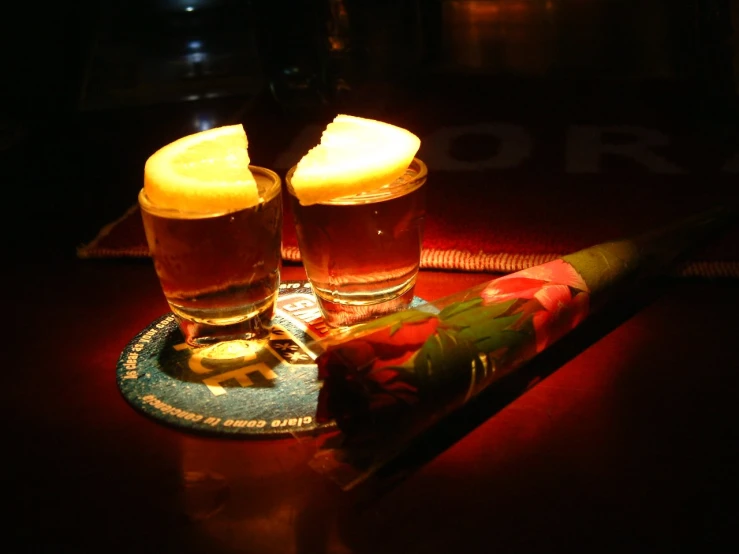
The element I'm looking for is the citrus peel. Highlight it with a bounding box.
[289,114,421,205]
[143,124,259,213]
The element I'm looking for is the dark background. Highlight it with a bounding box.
[5,1,738,118]
[3,1,737,265]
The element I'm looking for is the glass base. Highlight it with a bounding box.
[167,291,278,348]
[314,285,417,329]
[175,313,273,348]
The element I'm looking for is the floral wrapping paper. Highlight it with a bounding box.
[307,206,736,489]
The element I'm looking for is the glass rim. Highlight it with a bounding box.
[285,157,427,205]
[139,164,282,218]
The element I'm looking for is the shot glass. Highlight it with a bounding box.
[286,158,427,328]
[139,165,283,347]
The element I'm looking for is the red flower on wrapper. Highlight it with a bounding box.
[531,285,590,352]
[481,260,590,353]
[316,314,440,431]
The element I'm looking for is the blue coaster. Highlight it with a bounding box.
[117,280,424,439]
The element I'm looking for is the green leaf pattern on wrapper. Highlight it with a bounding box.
[360,309,437,336]
[413,301,529,403]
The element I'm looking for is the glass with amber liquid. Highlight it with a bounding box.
[139,166,283,346]
[286,158,427,328]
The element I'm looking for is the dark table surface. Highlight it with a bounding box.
[9,1,739,552]
[11,256,739,553]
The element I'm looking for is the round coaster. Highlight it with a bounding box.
[117,280,426,439]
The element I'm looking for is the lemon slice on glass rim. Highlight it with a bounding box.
[143,124,259,214]
[289,114,421,206]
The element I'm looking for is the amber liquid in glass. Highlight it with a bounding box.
[288,161,426,327]
[140,171,282,344]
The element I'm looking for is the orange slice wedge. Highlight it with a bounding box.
[143,124,259,213]
[289,114,421,205]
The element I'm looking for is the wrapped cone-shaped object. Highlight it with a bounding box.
[309,206,737,489]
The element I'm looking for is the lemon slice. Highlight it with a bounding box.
[143,124,259,213]
[289,114,421,205]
